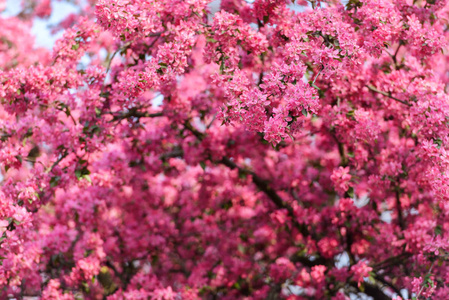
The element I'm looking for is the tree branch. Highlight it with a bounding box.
[183,120,310,236]
[46,149,69,173]
[372,253,411,270]
[360,283,392,300]
[110,110,163,122]
[375,274,403,297]
[395,189,405,231]
[182,120,396,300]
[366,85,412,106]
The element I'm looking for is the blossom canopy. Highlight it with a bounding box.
[0,0,448,299]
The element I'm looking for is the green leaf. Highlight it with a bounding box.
[81,281,90,293]
[358,283,365,292]
[433,138,443,149]
[310,83,320,90]
[82,168,91,176]
[302,108,308,117]
[346,110,355,118]
[221,200,233,210]
[263,15,269,24]
[368,273,376,284]
[71,43,80,51]
[23,128,33,139]
[99,92,110,98]
[50,176,61,188]
[347,186,355,198]
[84,249,94,257]
[435,224,443,236]
[27,145,40,160]
[76,165,91,182]
[84,175,92,183]
[238,171,247,180]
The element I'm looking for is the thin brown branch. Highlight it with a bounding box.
[357,282,392,300]
[395,189,405,231]
[372,253,411,270]
[312,64,324,85]
[110,110,163,122]
[46,149,69,173]
[366,85,412,106]
[376,276,403,298]
[391,42,403,67]
[160,148,183,160]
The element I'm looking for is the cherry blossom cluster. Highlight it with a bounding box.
[0,0,449,299]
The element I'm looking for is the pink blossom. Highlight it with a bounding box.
[0,0,447,299]
[331,167,352,195]
[351,261,373,287]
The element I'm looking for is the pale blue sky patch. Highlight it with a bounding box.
[3,0,80,48]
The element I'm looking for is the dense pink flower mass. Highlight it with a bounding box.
[2,0,449,299]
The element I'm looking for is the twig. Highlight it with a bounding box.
[312,64,324,85]
[183,120,310,237]
[101,41,132,94]
[375,274,403,297]
[366,85,412,106]
[110,110,163,123]
[391,42,403,67]
[395,189,405,231]
[207,114,217,129]
[416,260,436,299]
[46,149,69,173]
[372,253,411,270]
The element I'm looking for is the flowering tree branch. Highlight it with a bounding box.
[366,85,412,106]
